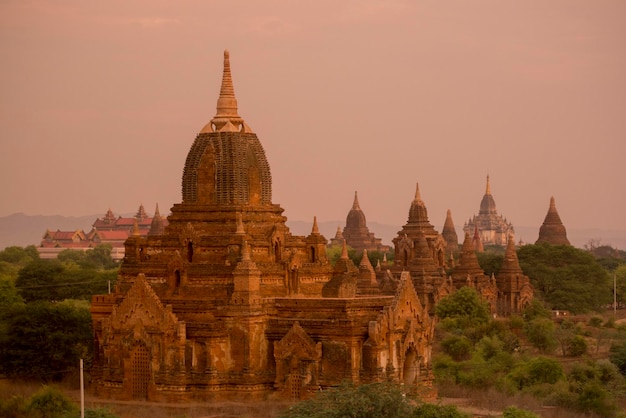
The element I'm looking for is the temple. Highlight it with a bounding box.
[536,196,571,245]
[90,51,437,402]
[38,204,166,260]
[90,51,533,403]
[463,175,515,247]
[330,191,390,253]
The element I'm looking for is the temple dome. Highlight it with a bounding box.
[346,191,367,230]
[181,50,272,206]
[536,196,570,245]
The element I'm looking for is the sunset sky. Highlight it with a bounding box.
[1,1,624,242]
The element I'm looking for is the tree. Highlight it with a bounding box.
[435,286,492,328]
[505,356,564,390]
[476,252,504,276]
[0,245,39,265]
[517,244,611,313]
[524,318,557,354]
[0,301,92,380]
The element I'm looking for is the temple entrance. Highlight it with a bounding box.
[287,371,302,400]
[403,347,419,386]
[130,345,150,399]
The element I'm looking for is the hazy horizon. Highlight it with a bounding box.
[1,1,625,237]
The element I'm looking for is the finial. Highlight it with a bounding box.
[486,174,491,195]
[341,240,348,259]
[154,203,161,217]
[414,182,422,202]
[352,191,361,210]
[312,216,320,234]
[550,196,556,209]
[205,50,251,133]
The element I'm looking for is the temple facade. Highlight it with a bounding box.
[90,52,437,402]
[463,175,514,247]
[536,196,571,245]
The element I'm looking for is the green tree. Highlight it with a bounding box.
[0,301,92,380]
[0,245,39,265]
[436,286,491,328]
[26,385,78,418]
[518,244,611,313]
[506,356,564,390]
[609,340,626,376]
[15,259,65,302]
[476,252,504,276]
[524,318,557,354]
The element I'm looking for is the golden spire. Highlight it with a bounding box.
[486,174,491,195]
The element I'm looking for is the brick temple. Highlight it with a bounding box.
[90,51,533,402]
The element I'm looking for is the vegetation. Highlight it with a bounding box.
[517,243,611,313]
[0,245,118,382]
[279,381,468,418]
[433,287,626,416]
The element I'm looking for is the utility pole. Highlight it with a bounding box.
[80,358,84,418]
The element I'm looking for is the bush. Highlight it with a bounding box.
[567,335,587,357]
[26,385,78,418]
[502,406,540,418]
[506,357,564,390]
[440,336,472,361]
[85,407,121,418]
[524,318,557,354]
[0,395,27,418]
[412,402,469,417]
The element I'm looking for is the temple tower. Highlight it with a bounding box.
[463,175,514,246]
[536,196,571,245]
[340,191,390,253]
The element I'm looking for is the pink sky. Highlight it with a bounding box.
[1,1,625,240]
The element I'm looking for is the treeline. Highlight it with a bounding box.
[0,245,119,381]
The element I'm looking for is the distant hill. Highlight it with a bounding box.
[0,213,98,249]
[1,213,624,251]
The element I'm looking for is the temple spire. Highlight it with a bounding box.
[485,174,491,195]
[312,216,320,235]
[414,182,423,203]
[204,50,251,133]
[352,191,361,210]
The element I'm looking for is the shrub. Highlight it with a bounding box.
[524,318,557,354]
[502,406,540,418]
[440,336,472,361]
[506,357,564,390]
[26,385,78,418]
[567,335,587,357]
[0,395,27,418]
[85,407,121,418]
[411,402,469,417]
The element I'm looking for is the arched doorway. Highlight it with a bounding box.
[131,345,150,399]
[403,347,419,386]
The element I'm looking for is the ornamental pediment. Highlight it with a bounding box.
[109,273,179,332]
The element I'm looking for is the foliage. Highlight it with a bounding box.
[524,318,557,353]
[279,381,415,418]
[440,335,473,361]
[502,406,539,418]
[411,402,469,417]
[0,276,25,309]
[517,243,611,313]
[0,301,92,380]
[15,257,117,303]
[520,299,551,321]
[505,356,564,390]
[85,407,121,418]
[0,245,39,265]
[26,385,78,418]
[279,381,468,418]
[476,252,503,276]
[609,340,626,376]
[58,244,118,270]
[435,287,491,328]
